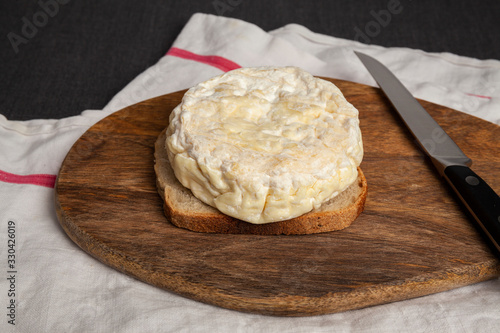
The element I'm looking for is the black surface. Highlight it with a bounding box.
[1,0,499,120]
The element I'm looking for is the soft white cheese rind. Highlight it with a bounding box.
[165,66,363,224]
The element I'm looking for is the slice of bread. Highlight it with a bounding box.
[154,128,367,235]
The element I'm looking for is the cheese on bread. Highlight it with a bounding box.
[165,67,363,224]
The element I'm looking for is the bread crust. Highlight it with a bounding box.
[154,128,367,235]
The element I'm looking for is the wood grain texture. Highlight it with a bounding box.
[55,78,500,316]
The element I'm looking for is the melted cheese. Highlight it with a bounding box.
[165,66,363,224]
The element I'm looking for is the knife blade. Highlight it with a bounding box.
[354,51,500,254]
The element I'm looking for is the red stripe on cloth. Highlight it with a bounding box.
[0,169,56,188]
[166,47,241,72]
[465,93,492,100]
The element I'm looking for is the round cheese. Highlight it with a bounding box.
[165,66,363,224]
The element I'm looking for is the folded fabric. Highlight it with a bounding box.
[104,13,500,125]
[1,13,499,333]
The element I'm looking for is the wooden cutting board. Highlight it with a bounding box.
[55,78,500,316]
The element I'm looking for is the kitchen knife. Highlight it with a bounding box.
[355,51,500,254]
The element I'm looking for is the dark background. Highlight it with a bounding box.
[1,0,499,120]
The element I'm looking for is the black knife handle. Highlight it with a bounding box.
[444,165,500,253]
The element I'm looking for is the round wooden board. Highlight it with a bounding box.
[55,78,500,316]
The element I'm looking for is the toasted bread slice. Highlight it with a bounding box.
[154,129,367,235]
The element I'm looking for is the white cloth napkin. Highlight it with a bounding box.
[1,13,499,333]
